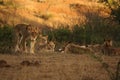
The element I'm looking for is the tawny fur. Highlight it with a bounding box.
[64,43,90,54]
[14,24,39,54]
[35,35,55,52]
[111,48,120,56]
[102,39,120,56]
[46,41,55,52]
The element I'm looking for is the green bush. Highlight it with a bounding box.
[47,30,54,41]
[53,27,71,43]
[112,25,120,46]
[47,27,72,43]
[0,25,14,53]
[71,24,120,45]
[72,25,86,44]
[46,24,120,47]
[71,25,102,45]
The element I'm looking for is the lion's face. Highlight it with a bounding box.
[27,25,40,40]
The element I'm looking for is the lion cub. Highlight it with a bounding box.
[14,24,39,54]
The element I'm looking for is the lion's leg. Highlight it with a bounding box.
[22,37,28,53]
[15,33,21,52]
[47,42,55,52]
[30,40,36,54]
[19,35,23,45]
[24,41,28,53]
[18,35,23,51]
[29,36,37,54]
[15,43,20,52]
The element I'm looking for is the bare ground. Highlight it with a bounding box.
[0,52,119,80]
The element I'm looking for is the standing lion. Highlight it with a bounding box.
[14,24,40,54]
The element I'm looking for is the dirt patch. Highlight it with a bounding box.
[0,60,11,68]
[20,60,41,66]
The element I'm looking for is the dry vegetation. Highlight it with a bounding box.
[0,0,120,80]
[0,0,110,28]
[0,52,119,80]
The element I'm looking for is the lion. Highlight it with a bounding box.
[35,35,55,52]
[103,39,113,47]
[64,43,90,54]
[35,35,48,51]
[14,24,40,54]
[110,47,120,56]
[102,39,120,56]
[46,41,55,52]
[53,42,68,53]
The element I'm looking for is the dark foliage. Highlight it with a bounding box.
[99,0,120,23]
[46,24,120,46]
[0,25,14,53]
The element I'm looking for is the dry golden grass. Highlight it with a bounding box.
[0,0,110,28]
[0,52,119,80]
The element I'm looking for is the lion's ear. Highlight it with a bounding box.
[27,24,31,27]
[26,24,31,30]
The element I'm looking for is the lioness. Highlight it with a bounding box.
[35,35,48,51]
[102,39,120,56]
[111,48,120,56]
[64,43,90,54]
[14,24,39,54]
[35,35,55,52]
[46,41,55,52]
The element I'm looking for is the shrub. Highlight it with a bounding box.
[71,24,116,45]
[112,25,120,46]
[47,29,54,41]
[47,24,120,47]
[72,25,86,44]
[52,27,71,43]
[46,26,72,43]
[0,0,4,5]
[0,25,14,53]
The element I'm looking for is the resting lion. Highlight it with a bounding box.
[35,35,55,52]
